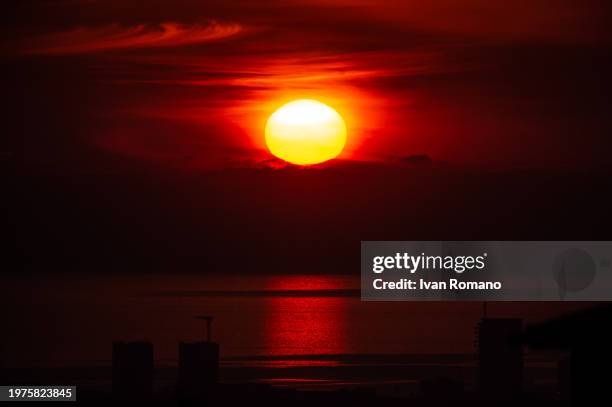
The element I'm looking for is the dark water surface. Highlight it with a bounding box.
[2,274,583,367]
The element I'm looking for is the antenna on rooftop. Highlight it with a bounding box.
[195,315,214,342]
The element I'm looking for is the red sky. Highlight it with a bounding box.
[7,1,612,275]
[5,0,612,171]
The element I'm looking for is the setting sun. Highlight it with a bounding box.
[265,99,347,165]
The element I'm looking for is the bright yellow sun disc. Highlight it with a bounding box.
[265,99,347,165]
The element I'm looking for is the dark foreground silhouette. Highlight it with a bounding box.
[3,304,611,406]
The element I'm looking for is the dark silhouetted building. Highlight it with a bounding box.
[476,318,523,399]
[112,341,153,400]
[558,353,571,402]
[521,304,612,406]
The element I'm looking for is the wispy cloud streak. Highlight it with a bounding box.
[21,21,241,55]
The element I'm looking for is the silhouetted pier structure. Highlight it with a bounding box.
[521,304,612,406]
[476,318,523,399]
[112,341,153,400]
[178,316,220,398]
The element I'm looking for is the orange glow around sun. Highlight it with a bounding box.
[265,99,347,165]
